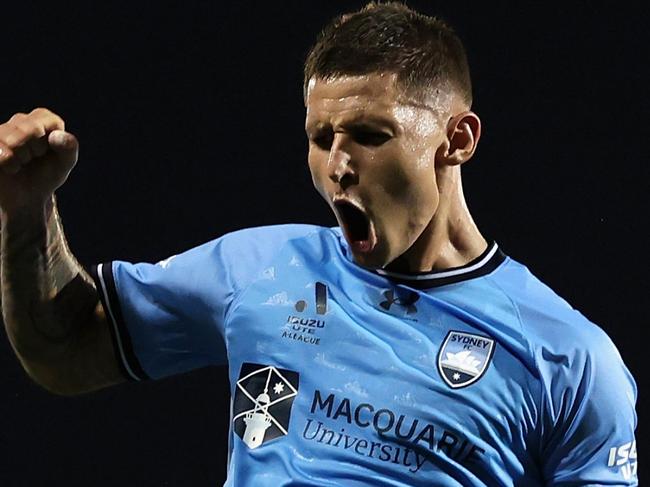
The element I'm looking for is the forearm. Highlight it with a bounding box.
[1,195,98,380]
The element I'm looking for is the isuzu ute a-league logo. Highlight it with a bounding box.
[282,282,328,346]
[437,330,495,388]
[294,281,328,314]
[233,363,299,449]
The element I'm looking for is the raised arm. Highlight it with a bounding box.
[0,108,124,395]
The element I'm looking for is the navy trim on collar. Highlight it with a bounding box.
[373,241,506,289]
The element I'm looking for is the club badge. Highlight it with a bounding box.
[437,330,495,388]
[233,362,299,449]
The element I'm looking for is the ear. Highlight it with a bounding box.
[436,111,481,166]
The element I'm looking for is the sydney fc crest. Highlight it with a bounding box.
[233,363,299,449]
[437,331,495,388]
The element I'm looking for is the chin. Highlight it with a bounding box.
[350,253,380,269]
[348,241,393,269]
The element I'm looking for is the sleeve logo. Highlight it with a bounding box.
[437,330,495,388]
[233,362,300,450]
[608,440,637,480]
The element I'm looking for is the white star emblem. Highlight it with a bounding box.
[273,382,285,395]
[452,372,461,381]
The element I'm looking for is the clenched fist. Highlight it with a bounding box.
[0,108,78,215]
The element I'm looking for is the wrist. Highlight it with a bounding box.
[0,194,55,226]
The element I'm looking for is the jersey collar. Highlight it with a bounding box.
[333,227,506,289]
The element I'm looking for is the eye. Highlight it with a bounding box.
[352,130,392,146]
[311,131,334,150]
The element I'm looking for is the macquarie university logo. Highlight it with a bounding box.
[437,331,495,388]
[233,363,299,449]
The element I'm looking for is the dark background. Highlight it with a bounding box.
[0,1,646,485]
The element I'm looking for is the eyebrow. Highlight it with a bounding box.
[306,114,399,134]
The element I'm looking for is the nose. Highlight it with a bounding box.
[328,134,357,187]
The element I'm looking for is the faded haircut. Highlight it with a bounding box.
[304,1,472,107]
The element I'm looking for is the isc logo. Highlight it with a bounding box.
[607,440,637,480]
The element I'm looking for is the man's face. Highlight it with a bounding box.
[305,73,449,268]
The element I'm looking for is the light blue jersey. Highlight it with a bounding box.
[91,225,638,486]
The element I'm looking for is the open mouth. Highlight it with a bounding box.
[333,200,376,253]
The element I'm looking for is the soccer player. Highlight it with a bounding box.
[0,2,637,486]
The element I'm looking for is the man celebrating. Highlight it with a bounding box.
[0,2,637,486]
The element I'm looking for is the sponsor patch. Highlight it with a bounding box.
[608,440,637,480]
[233,362,299,449]
[437,330,495,388]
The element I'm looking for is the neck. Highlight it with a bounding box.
[385,167,487,273]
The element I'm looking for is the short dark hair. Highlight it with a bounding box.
[304,2,472,107]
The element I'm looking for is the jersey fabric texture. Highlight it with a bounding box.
[90,225,638,486]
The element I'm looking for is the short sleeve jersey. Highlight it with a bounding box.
[90,225,638,486]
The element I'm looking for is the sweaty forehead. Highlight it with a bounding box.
[304,74,454,133]
[306,74,401,113]
[307,73,401,100]
[305,74,423,129]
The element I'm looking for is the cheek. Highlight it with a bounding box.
[411,148,439,204]
[308,150,329,195]
[372,148,440,241]
[375,148,437,204]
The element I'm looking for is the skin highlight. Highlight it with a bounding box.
[305,73,486,273]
